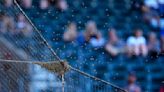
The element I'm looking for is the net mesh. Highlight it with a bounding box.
[0,0,126,92]
[0,3,56,62]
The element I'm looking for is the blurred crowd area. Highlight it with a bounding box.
[0,0,164,92]
[1,0,164,57]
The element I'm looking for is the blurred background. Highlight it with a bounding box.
[0,0,164,92]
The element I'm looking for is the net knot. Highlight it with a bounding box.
[33,61,70,75]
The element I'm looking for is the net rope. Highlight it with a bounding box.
[0,0,127,92]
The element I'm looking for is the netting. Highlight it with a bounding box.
[0,0,127,92]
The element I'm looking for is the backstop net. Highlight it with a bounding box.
[0,0,126,92]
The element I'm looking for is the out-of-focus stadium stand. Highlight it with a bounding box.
[0,0,164,92]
